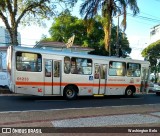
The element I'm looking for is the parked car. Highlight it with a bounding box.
[148,82,154,92]
[152,84,160,96]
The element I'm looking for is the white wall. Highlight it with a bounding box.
[0,26,21,46]
[150,25,160,44]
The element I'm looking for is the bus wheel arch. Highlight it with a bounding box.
[63,84,79,100]
[125,85,135,97]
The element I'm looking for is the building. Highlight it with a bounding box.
[0,26,21,46]
[34,41,94,54]
[0,26,21,88]
[0,46,10,88]
[150,24,160,43]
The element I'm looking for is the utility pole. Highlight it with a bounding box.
[116,15,120,57]
[109,21,112,56]
[108,0,111,56]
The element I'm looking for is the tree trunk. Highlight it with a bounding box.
[103,16,112,55]
[10,27,19,46]
[103,25,109,51]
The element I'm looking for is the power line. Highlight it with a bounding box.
[127,13,160,23]
[140,12,160,20]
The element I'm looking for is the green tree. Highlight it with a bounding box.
[48,10,87,45]
[141,40,160,82]
[43,12,131,57]
[0,0,77,46]
[79,0,139,55]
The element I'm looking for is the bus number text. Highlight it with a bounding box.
[17,77,29,81]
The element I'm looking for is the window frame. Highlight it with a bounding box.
[127,63,141,77]
[16,51,42,72]
[64,56,92,75]
[70,57,92,75]
[108,61,126,76]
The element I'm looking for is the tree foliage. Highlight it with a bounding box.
[42,12,131,57]
[0,0,77,45]
[79,0,139,54]
[141,40,160,82]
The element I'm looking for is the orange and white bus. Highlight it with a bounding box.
[7,46,150,99]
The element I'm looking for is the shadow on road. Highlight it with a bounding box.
[11,94,144,101]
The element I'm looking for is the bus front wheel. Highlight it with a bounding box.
[63,86,77,100]
[125,87,134,97]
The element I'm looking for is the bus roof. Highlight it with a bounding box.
[11,46,149,65]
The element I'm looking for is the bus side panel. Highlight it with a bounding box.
[62,74,94,96]
[15,71,44,96]
[106,76,126,95]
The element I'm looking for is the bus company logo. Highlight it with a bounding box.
[136,79,140,82]
[38,88,42,92]
[2,128,11,133]
[130,78,134,83]
[88,89,92,93]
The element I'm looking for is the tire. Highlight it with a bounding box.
[156,92,160,96]
[63,86,77,100]
[125,87,134,97]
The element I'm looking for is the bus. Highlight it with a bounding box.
[7,46,150,100]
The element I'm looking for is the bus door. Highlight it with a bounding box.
[93,64,107,95]
[141,67,149,93]
[44,59,61,95]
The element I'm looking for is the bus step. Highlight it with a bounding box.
[93,94,104,97]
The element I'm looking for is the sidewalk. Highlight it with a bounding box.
[0,104,160,127]
[0,104,160,135]
[0,90,159,128]
[0,90,160,135]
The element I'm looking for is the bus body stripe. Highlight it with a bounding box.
[16,81,141,87]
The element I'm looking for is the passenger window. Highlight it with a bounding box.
[127,63,141,77]
[71,57,92,75]
[16,52,42,72]
[45,60,52,77]
[54,61,60,77]
[109,61,126,76]
[64,56,70,74]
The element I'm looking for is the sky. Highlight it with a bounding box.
[1,0,160,60]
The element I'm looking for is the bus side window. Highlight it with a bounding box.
[109,61,126,76]
[94,66,99,79]
[45,60,52,77]
[54,61,60,77]
[16,52,42,72]
[64,56,70,74]
[127,63,141,77]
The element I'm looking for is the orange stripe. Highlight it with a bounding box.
[16,81,44,86]
[44,82,52,86]
[16,81,141,87]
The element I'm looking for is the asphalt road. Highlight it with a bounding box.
[0,93,159,112]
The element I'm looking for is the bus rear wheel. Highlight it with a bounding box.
[63,86,77,100]
[125,87,133,97]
